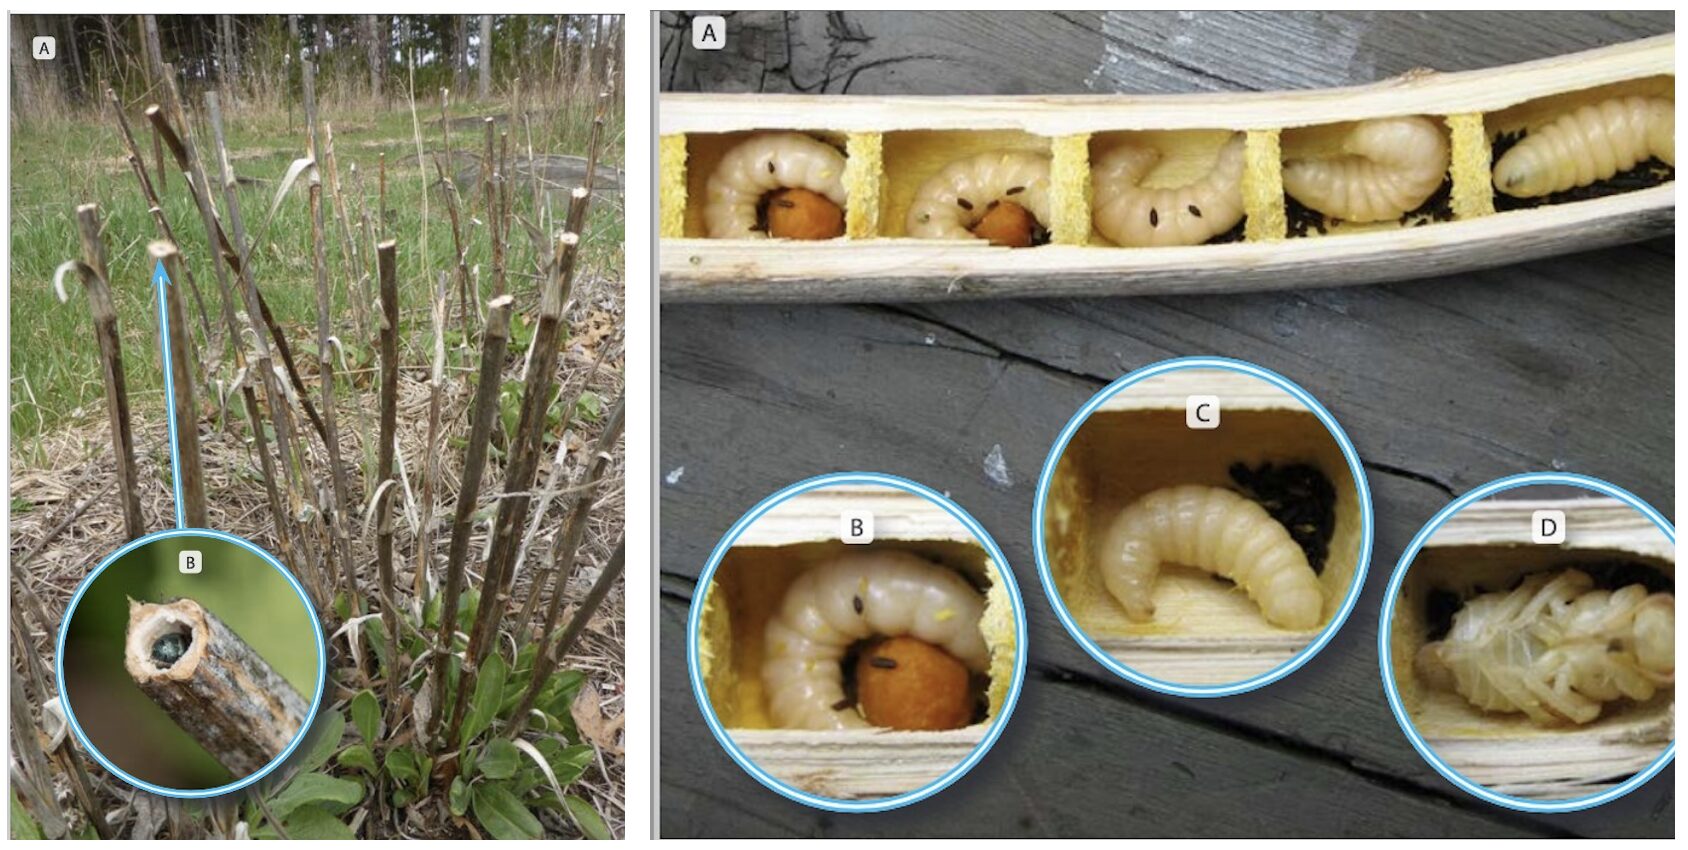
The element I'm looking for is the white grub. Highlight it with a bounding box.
[703,132,847,239]
[905,150,1052,240]
[1098,484,1323,630]
[1283,116,1449,222]
[761,551,987,730]
[1092,134,1245,246]
[1494,95,1674,197]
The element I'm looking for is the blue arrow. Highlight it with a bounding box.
[154,259,186,529]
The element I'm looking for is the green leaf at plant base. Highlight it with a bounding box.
[448,776,472,818]
[541,670,586,713]
[256,806,354,841]
[351,689,380,744]
[295,711,348,774]
[460,743,479,779]
[266,773,364,821]
[337,743,377,774]
[423,591,444,629]
[459,652,508,744]
[565,795,613,840]
[547,743,595,786]
[515,641,540,676]
[384,746,422,788]
[471,782,543,840]
[10,793,43,840]
[574,389,603,423]
[367,618,394,676]
[478,738,520,780]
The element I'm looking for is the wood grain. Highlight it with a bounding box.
[658,10,1674,838]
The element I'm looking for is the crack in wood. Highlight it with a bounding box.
[1031,661,1577,836]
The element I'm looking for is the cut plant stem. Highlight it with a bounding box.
[308,175,359,610]
[105,87,214,342]
[510,539,623,738]
[427,294,514,746]
[148,72,332,456]
[152,242,207,529]
[449,99,606,738]
[126,597,307,776]
[373,479,401,720]
[412,272,450,603]
[508,399,623,735]
[9,654,70,837]
[377,240,400,490]
[152,72,326,605]
[72,204,145,540]
[431,155,474,347]
[195,90,301,581]
[321,120,370,338]
[300,55,367,340]
[513,337,618,616]
[448,228,583,739]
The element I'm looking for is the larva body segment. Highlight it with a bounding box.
[905,150,1053,241]
[703,132,848,239]
[1493,95,1675,198]
[1098,484,1324,630]
[761,551,988,730]
[1415,570,1674,726]
[1091,135,1246,247]
[1282,116,1450,222]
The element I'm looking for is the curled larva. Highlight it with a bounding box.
[1099,484,1324,630]
[1282,116,1450,222]
[905,150,1052,245]
[1091,134,1246,247]
[1493,95,1675,198]
[703,132,847,239]
[761,550,988,731]
[1416,569,1674,726]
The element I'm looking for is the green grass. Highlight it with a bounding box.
[10,91,624,451]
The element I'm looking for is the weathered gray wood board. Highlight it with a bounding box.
[658,11,1674,838]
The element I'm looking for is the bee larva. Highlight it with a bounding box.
[1492,95,1675,198]
[1415,569,1674,726]
[1091,134,1246,247]
[703,132,848,239]
[761,551,988,730]
[1282,116,1450,223]
[904,150,1052,247]
[1098,485,1324,630]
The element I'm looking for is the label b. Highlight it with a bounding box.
[840,510,875,544]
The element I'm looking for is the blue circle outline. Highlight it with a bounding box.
[1377,471,1675,813]
[685,471,1029,813]
[54,527,328,799]
[1032,355,1375,698]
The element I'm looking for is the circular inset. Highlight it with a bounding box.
[1034,356,1372,696]
[1380,472,1675,812]
[687,472,1027,812]
[57,529,326,798]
